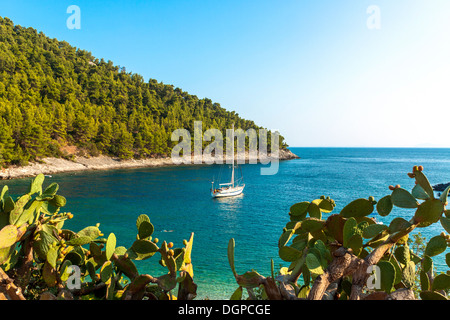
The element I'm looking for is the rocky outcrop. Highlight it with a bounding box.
[277,148,300,160]
[432,182,450,192]
[0,149,299,180]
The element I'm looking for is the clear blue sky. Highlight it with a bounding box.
[2,0,450,147]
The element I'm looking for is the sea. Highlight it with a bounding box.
[2,147,450,299]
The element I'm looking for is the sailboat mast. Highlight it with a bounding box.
[231,123,235,187]
[231,160,235,187]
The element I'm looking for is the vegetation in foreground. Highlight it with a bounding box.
[0,174,195,300]
[0,166,449,300]
[0,16,287,167]
[228,166,450,300]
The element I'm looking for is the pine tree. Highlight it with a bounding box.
[112,122,134,159]
[0,119,16,165]
[96,121,113,154]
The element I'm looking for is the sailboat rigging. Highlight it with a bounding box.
[211,160,245,198]
[210,124,245,198]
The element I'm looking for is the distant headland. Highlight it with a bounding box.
[0,17,293,173]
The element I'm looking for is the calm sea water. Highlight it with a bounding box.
[2,148,450,299]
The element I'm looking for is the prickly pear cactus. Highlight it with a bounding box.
[228,166,450,300]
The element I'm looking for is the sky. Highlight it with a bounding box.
[1,0,450,147]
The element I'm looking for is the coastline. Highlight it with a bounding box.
[0,149,299,180]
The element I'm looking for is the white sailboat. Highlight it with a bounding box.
[211,123,245,198]
[211,160,245,198]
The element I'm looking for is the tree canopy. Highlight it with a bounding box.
[0,16,287,166]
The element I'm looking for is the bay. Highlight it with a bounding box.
[2,147,450,299]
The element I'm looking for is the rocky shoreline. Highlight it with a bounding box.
[432,182,450,192]
[0,149,300,180]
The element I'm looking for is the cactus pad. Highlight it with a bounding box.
[340,198,374,218]
[414,199,444,225]
[391,188,418,209]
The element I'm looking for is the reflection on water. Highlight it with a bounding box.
[214,193,244,229]
[214,193,244,208]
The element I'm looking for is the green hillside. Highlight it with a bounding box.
[0,17,287,166]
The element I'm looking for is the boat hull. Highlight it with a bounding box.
[211,185,245,198]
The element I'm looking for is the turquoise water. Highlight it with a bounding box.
[2,147,450,299]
